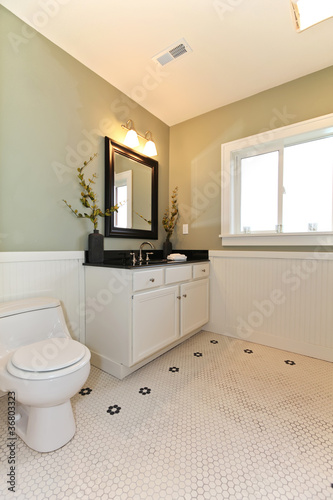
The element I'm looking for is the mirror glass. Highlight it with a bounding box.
[105,137,158,238]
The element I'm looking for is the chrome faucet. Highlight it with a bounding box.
[139,241,155,264]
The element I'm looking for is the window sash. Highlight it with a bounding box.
[233,147,283,234]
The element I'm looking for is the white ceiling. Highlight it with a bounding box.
[2,0,333,126]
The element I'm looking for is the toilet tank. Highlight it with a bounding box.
[0,297,70,356]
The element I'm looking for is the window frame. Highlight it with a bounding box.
[221,113,333,247]
[114,170,133,229]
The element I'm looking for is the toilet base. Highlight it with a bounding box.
[15,401,76,452]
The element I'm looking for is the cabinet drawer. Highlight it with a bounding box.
[133,268,164,292]
[165,265,192,285]
[193,262,209,279]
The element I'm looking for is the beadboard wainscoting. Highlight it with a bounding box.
[0,252,85,343]
[207,251,333,362]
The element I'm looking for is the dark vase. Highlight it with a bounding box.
[163,239,172,259]
[88,229,104,263]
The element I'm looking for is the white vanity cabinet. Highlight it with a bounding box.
[84,261,209,379]
[180,278,209,337]
[132,285,179,364]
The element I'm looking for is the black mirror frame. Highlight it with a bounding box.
[104,137,158,239]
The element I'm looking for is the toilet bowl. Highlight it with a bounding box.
[0,297,91,453]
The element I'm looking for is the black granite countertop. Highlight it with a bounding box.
[84,249,209,269]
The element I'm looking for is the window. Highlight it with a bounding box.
[290,0,333,32]
[240,150,279,233]
[283,138,333,233]
[221,114,333,246]
[114,170,132,228]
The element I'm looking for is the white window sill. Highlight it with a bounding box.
[219,232,333,247]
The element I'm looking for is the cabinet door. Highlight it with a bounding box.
[180,279,209,337]
[132,285,179,365]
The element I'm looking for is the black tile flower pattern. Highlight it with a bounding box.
[107,405,121,415]
[79,387,92,396]
[210,340,218,344]
[139,387,151,395]
[11,330,330,499]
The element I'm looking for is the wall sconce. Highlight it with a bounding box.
[121,119,157,156]
[122,119,139,148]
[143,131,157,157]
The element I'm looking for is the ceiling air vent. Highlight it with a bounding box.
[153,38,192,66]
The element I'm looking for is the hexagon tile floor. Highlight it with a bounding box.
[0,331,332,500]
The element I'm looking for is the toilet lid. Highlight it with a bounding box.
[11,338,86,372]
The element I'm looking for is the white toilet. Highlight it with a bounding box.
[0,297,91,453]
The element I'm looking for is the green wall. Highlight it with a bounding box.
[0,7,169,251]
[1,7,332,253]
[169,66,333,250]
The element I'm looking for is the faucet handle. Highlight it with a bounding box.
[129,252,137,266]
[145,252,154,263]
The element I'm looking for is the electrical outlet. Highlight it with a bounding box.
[183,224,189,234]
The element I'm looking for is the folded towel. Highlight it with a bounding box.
[167,253,187,261]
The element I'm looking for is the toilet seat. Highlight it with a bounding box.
[7,338,90,380]
[11,338,85,371]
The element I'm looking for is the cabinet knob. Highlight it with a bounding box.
[149,278,155,282]
[177,295,181,300]
[182,294,187,298]
[202,269,206,272]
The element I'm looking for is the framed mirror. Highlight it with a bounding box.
[105,137,158,238]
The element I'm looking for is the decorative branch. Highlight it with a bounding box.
[63,153,118,230]
[162,186,179,241]
[135,212,152,225]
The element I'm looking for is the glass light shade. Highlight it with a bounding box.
[124,129,139,148]
[143,140,157,157]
